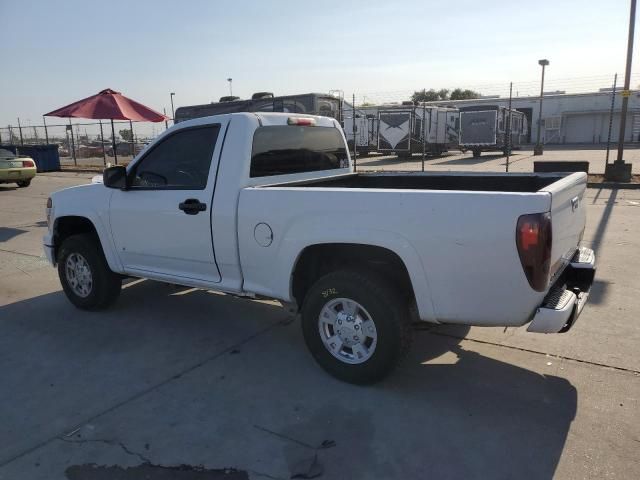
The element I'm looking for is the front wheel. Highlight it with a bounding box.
[301,269,412,384]
[57,233,122,310]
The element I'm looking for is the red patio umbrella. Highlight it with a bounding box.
[45,88,168,164]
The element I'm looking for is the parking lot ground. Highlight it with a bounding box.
[355,145,640,175]
[1,171,639,479]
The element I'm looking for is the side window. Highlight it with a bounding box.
[130,125,220,189]
[250,125,348,177]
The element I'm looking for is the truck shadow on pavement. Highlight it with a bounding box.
[0,280,576,480]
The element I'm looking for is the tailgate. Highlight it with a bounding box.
[541,172,588,280]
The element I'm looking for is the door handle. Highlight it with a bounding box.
[178,198,207,215]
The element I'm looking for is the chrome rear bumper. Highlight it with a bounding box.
[527,247,596,334]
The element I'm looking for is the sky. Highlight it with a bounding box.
[1,0,639,130]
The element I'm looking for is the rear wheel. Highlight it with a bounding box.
[472,148,482,158]
[57,233,121,310]
[17,179,31,187]
[301,269,412,384]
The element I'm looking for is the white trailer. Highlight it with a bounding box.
[342,106,379,155]
[377,104,459,157]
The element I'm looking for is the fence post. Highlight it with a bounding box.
[68,119,77,166]
[43,116,49,144]
[352,94,357,170]
[99,120,107,166]
[17,118,24,146]
[605,73,618,165]
[422,103,426,172]
[129,120,135,157]
[506,82,513,172]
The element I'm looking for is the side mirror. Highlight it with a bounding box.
[103,165,127,189]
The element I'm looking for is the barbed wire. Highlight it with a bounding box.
[351,73,639,105]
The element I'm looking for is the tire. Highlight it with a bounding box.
[301,269,413,384]
[17,179,31,188]
[472,148,482,158]
[57,233,121,310]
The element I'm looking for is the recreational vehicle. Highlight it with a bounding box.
[174,93,343,124]
[342,106,379,155]
[459,106,528,157]
[376,104,458,157]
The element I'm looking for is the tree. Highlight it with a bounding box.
[411,88,450,103]
[450,88,481,100]
[119,129,133,142]
[411,87,482,103]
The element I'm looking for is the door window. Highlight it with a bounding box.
[129,125,220,189]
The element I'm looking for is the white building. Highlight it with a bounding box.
[428,90,640,145]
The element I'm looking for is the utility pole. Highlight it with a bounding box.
[227,78,233,96]
[533,59,549,155]
[605,0,635,181]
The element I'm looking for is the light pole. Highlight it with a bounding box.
[533,59,549,156]
[605,0,635,181]
[169,92,176,124]
[227,78,233,96]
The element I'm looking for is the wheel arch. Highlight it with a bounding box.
[53,215,121,272]
[290,242,436,322]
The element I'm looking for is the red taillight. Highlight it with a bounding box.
[22,160,35,168]
[516,212,552,291]
[287,117,316,126]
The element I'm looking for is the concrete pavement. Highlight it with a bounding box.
[0,171,638,479]
[355,146,640,175]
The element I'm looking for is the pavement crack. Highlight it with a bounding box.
[253,425,317,450]
[0,319,283,468]
[253,425,336,452]
[430,331,640,375]
[56,436,151,464]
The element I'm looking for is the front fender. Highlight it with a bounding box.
[49,184,123,273]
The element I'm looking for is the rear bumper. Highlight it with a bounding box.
[527,247,596,333]
[0,167,37,182]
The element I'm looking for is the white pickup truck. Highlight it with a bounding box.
[44,112,595,384]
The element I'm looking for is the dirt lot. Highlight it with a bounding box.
[0,168,639,479]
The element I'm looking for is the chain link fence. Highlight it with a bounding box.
[2,73,636,173]
[0,119,170,167]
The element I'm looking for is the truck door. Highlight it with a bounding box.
[108,121,227,285]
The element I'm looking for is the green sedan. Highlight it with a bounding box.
[0,148,36,187]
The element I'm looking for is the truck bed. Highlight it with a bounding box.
[276,172,568,193]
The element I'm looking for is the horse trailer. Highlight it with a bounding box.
[459,106,528,157]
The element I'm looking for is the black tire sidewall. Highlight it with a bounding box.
[57,234,120,310]
[301,270,407,384]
